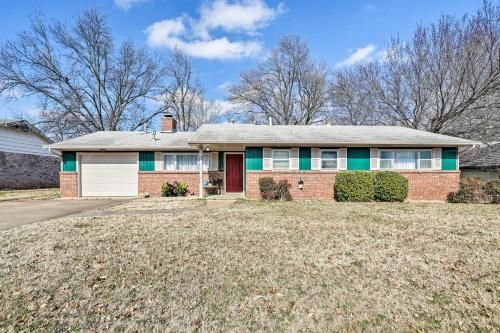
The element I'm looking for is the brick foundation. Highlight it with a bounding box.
[246,170,460,201]
[138,171,224,196]
[59,172,78,197]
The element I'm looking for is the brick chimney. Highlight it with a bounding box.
[161,112,177,132]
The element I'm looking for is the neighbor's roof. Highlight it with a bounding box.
[0,118,53,143]
[45,131,196,151]
[189,124,479,147]
[460,143,500,169]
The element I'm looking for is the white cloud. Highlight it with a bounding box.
[193,0,285,40]
[335,43,377,68]
[145,0,283,60]
[217,81,233,92]
[114,0,148,11]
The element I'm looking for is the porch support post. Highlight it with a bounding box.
[198,145,204,198]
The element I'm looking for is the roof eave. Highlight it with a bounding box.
[187,140,478,147]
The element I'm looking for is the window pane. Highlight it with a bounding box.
[321,151,337,159]
[164,155,175,170]
[273,150,289,159]
[420,160,432,169]
[321,159,337,169]
[394,151,417,169]
[273,160,289,169]
[177,155,198,170]
[380,160,392,169]
[380,151,392,159]
[420,151,432,159]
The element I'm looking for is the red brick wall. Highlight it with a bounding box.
[400,171,460,201]
[246,171,337,200]
[59,172,78,198]
[246,170,460,201]
[138,171,224,196]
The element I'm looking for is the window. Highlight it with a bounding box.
[272,150,290,169]
[321,150,338,169]
[163,153,210,171]
[380,151,393,169]
[379,150,433,170]
[419,151,432,169]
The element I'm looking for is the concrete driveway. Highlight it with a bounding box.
[0,199,125,230]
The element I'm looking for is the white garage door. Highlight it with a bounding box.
[80,153,138,197]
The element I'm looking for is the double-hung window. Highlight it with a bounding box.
[272,150,290,169]
[320,149,338,169]
[164,153,210,171]
[379,150,433,170]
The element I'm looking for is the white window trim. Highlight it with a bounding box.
[162,152,212,171]
[378,149,433,170]
[320,149,339,170]
[272,149,290,170]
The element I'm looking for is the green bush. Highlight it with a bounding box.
[448,177,484,203]
[258,177,292,201]
[483,179,500,204]
[373,171,409,202]
[161,181,190,197]
[334,171,374,202]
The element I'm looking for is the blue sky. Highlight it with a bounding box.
[0,0,485,120]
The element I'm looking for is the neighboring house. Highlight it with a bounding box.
[46,113,478,201]
[0,119,60,189]
[459,143,500,181]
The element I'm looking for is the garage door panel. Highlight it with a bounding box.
[81,153,138,197]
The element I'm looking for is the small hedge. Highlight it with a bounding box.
[373,171,409,202]
[258,177,291,201]
[484,179,500,204]
[334,171,375,202]
[448,177,484,203]
[161,181,190,197]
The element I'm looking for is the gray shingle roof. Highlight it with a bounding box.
[0,119,53,143]
[46,131,196,151]
[189,124,479,147]
[460,143,500,169]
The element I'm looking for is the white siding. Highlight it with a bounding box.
[0,127,54,156]
[80,153,138,197]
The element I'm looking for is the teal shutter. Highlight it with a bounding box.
[245,147,263,171]
[299,147,311,170]
[139,152,155,171]
[62,151,76,172]
[347,148,370,170]
[442,147,458,171]
[218,152,224,171]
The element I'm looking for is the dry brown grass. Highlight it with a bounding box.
[108,197,206,211]
[0,188,59,201]
[0,201,499,332]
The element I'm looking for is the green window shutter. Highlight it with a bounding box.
[62,151,76,172]
[245,147,263,171]
[139,152,155,171]
[218,152,224,171]
[442,147,458,171]
[347,148,370,170]
[299,147,311,170]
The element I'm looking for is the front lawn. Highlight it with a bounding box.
[0,188,59,201]
[0,201,498,331]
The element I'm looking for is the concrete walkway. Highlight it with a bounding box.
[0,199,125,230]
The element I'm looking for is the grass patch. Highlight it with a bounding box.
[0,188,59,201]
[0,201,499,331]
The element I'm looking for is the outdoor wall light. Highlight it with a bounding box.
[298,178,304,190]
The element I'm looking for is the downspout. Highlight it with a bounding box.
[199,145,204,198]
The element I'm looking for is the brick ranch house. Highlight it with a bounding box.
[46,113,478,201]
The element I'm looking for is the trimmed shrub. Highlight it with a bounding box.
[448,177,484,203]
[335,171,374,202]
[258,177,292,201]
[161,181,190,197]
[483,179,500,204]
[373,171,409,202]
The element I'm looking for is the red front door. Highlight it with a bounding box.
[226,154,244,193]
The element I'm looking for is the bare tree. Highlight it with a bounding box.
[228,35,331,125]
[160,47,204,131]
[331,1,500,140]
[0,9,166,140]
[190,96,223,130]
